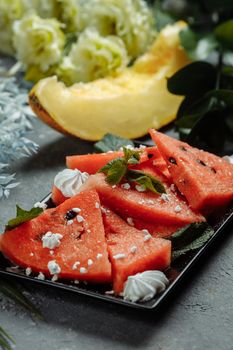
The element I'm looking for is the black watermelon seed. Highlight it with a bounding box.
[211,167,217,174]
[65,210,77,220]
[168,157,177,165]
[147,153,154,159]
[196,159,206,166]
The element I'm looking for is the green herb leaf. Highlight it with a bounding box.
[123,147,141,164]
[180,27,218,61]
[98,158,127,185]
[6,205,43,230]
[127,169,166,194]
[171,222,214,260]
[94,133,134,153]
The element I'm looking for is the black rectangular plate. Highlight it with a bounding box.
[0,193,232,310]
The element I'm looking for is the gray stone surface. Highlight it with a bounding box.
[0,119,233,350]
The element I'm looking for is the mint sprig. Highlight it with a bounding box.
[99,147,166,194]
[127,169,166,194]
[170,222,214,260]
[6,205,43,230]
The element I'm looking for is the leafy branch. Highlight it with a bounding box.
[164,1,233,154]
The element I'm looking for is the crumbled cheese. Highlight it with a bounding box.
[95,202,100,209]
[72,261,80,270]
[147,200,154,205]
[161,193,170,202]
[112,185,116,189]
[37,272,45,280]
[47,260,61,275]
[127,217,134,226]
[76,215,84,223]
[105,290,114,295]
[135,184,146,192]
[34,202,47,210]
[80,267,87,274]
[42,232,63,249]
[50,250,54,256]
[101,207,107,214]
[67,219,73,225]
[87,229,91,234]
[175,205,182,213]
[142,229,149,234]
[130,245,137,254]
[87,259,93,266]
[121,183,131,190]
[119,145,134,151]
[25,267,32,276]
[29,252,34,257]
[170,184,176,192]
[96,253,103,259]
[72,207,81,213]
[139,144,146,149]
[144,234,152,242]
[51,274,58,282]
[113,253,126,260]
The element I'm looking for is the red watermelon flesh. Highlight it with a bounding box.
[81,173,205,225]
[1,190,112,283]
[150,129,233,214]
[118,215,184,238]
[66,147,166,175]
[103,209,171,294]
[51,185,67,205]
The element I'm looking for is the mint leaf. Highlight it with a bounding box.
[170,222,214,260]
[127,169,166,194]
[6,205,43,230]
[94,134,134,153]
[99,158,127,185]
[123,147,141,164]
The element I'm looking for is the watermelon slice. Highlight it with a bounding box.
[82,173,205,225]
[1,190,112,283]
[150,129,233,214]
[118,215,184,238]
[51,185,67,205]
[103,209,171,294]
[66,147,166,175]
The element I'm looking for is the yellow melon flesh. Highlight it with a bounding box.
[29,22,190,141]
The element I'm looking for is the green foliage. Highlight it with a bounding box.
[98,146,165,193]
[171,222,214,260]
[6,205,43,230]
[127,169,166,194]
[94,133,134,153]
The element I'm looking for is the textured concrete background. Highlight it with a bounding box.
[1,120,233,350]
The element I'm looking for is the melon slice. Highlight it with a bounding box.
[103,209,171,294]
[82,173,205,225]
[150,129,233,214]
[1,190,112,283]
